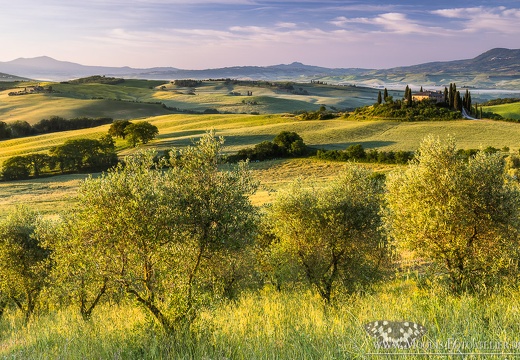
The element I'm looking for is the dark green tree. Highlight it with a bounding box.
[253,141,280,160]
[383,88,389,102]
[273,131,305,156]
[108,120,131,139]
[50,138,117,173]
[290,139,307,156]
[0,121,11,140]
[2,156,31,180]
[26,154,52,177]
[345,144,366,160]
[454,91,461,112]
[125,122,159,147]
[9,121,33,137]
[377,91,382,105]
[406,86,413,105]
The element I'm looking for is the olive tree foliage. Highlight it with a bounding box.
[266,165,387,302]
[38,215,114,321]
[57,132,258,332]
[254,219,302,291]
[385,136,520,293]
[0,206,51,323]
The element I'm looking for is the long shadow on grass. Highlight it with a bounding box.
[315,140,396,150]
[156,134,275,150]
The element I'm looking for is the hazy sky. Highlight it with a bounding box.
[1,0,519,69]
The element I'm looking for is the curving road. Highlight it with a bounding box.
[461,107,478,120]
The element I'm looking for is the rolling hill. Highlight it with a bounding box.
[0,79,391,124]
[1,49,519,89]
[0,72,31,82]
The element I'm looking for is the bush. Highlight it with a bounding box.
[232,132,308,162]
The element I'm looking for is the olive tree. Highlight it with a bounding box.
[62,132,257,332]
[385,136,520,293]
[0,206,51,323]
[267,165,387,302]
[38,215,113,321]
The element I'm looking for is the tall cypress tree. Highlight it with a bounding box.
[454,91,460,112]
[444,87,448,104]
[463,89,470,110]
[454,91,462,112]
[449,84,454,108]
[384,88,389,102]
[377,91,382,105]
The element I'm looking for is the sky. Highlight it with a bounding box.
[0,0,519,69]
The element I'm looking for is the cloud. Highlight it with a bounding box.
[90,0,257,4]
[276,22,298,28]
[330,12,444,35]
[432,6,520,34]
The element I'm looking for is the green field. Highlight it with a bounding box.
[0,80,384,125]
[3,113,520,163]
[484,101,520,120]
[2,114,520,219]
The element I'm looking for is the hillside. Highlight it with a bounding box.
[380,48,520,75]
[1,49,519,89]
[484,101,520,120]
[3,114,520,219]
[0,72,31,82]
[0,79,387,124]
[359,48,520,90]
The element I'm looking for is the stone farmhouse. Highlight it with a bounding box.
[412,90,444,103]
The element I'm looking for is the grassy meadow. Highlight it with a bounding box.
[3,111,520,220]
[484,101,520,120]
[2,282,520,358]
[0,80,382,125]
[3,114,520,219]
[2,79,520,358]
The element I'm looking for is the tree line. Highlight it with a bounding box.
[64,75,125,85]
[317,144,414,164]
[227,131,308,162]
[0,116,113,140]
[368,83,478,121]
[2,133,520,334]
[1,121,159,181]
[1,135,118,180]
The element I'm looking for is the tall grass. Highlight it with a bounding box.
[2,280,520,359]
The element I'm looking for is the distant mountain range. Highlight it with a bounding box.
[1,48,519,89]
